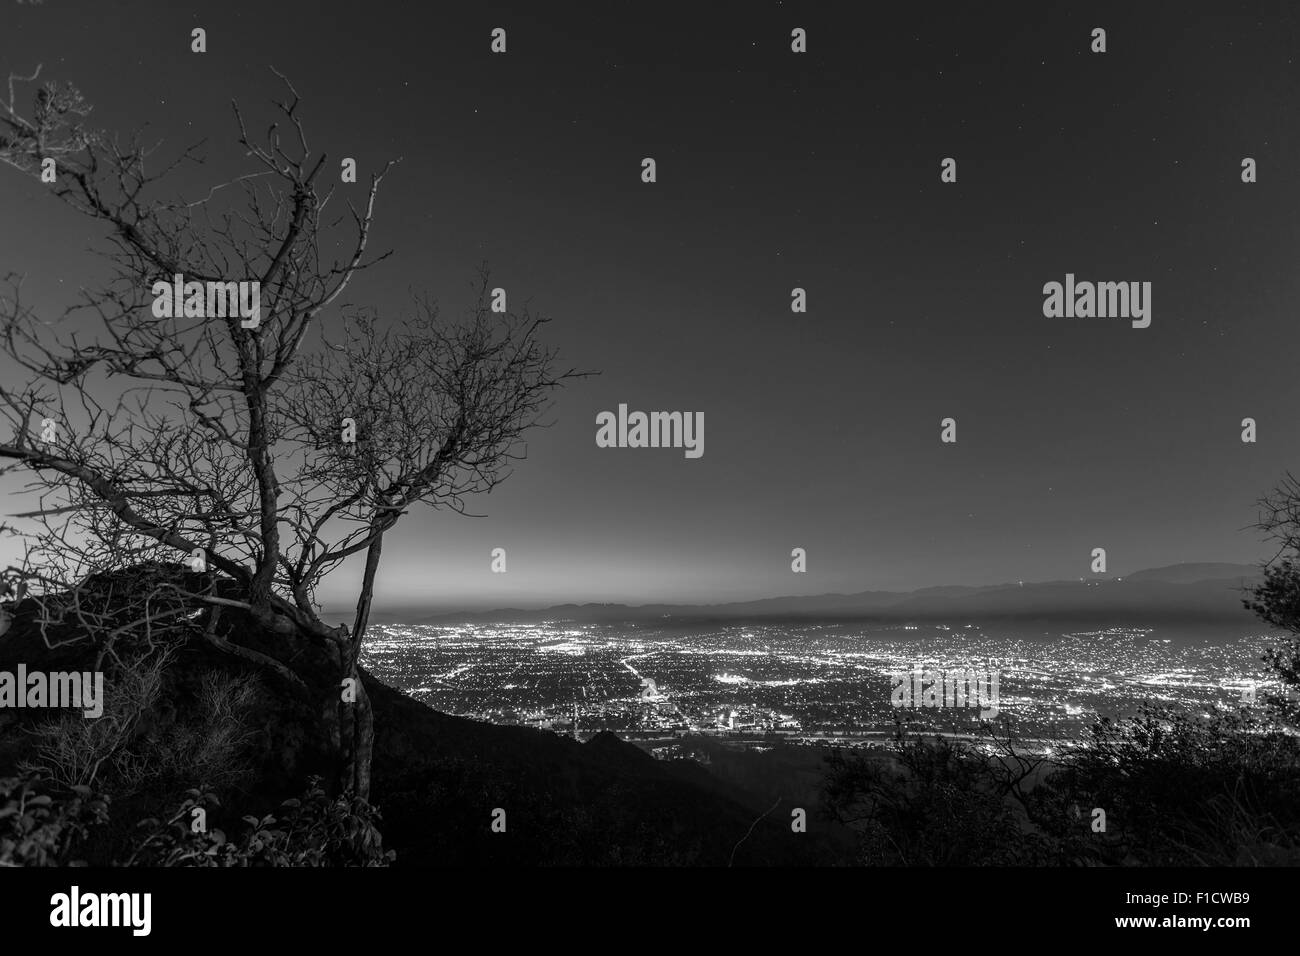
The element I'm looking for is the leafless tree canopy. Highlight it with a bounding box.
[0,66,584,796]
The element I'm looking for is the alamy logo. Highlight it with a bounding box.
[1042,273,1151,328]
[150,273,261,328]
[0,665,103,718]
[50,886,151,936]
[890,665,1000,719]
[595,404,704,458]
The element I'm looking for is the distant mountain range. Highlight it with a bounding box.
[355,562,1268,631]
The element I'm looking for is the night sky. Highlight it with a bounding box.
[1,1,1298,611]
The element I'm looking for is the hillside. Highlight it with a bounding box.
[0,569,832,866]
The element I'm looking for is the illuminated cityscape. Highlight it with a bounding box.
[360,621,1278,753]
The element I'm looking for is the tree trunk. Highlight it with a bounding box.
[351,676,373,798]
[340,528,385,802]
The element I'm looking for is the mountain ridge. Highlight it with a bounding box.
[343,562,1265,627]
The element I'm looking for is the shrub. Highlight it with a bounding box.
[0,775,109,866]
[20,653,258,810]
[822,735,1049,866]
[1031,704,1300,866]
[124,777,394,867]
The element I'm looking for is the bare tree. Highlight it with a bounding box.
[0,66,582,798]
[1244,472,1300,725]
